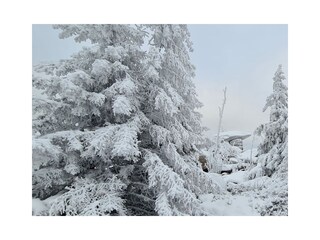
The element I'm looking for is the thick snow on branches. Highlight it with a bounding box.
[32,25,288,216]
[255,65,288,177]
[32,24,223,216]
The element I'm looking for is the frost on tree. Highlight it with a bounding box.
[249,64,288,216]
[32,25,148,215]
[141,25,224,215]
[255,64,288,177]
[32,24,223,216]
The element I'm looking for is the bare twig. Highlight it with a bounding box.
[210,87,227,173]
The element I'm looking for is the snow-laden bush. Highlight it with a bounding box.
[248,163,265,180]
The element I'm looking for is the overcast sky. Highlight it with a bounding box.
[188,25,288,138]
[32,24,288,147]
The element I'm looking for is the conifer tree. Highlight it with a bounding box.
[255,64,288,177]
[33,24,148,215]
[32,24,223,216]
[141,25,223,215]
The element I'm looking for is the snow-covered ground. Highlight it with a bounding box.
[223,170,248,184]
[32,192,63,216]
[239,148,258,163]
[32,140,286,216]
[32,198,48,216]
[198,144,287,216]
[200,164,260,216]
[200,168,286,216]
[200,193,260,216]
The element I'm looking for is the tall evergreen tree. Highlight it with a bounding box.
[33,24,149,215]
[32,24,223,216]
[141,25,223,215]
[255,64,288,176]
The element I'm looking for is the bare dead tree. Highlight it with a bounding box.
[209,87,227,173]
[249,131,256,167]
[216,87,227,154]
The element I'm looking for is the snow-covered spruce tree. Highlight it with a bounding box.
[255,64,288,176]
[247,64,288,216]
[32,63,77,201]
[141,25,223,215]
[33,25,148,215]
[32,24,223,216]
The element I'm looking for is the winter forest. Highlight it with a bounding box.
[32,24,288,216]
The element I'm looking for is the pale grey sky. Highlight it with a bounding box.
[32,24,288,147]
[188,25,288,143]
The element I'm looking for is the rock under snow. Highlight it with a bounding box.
[218,131,251,142]
[223,171,248,184]
[214,131,251,150]
[239,148,258,163]
[221,164,238,174]
[229,157,239,164]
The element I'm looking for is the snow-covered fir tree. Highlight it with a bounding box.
[245,64,288,216]
[255,64,288,177]
[32,24,223,216]
[33,24,151,215]
[141,25,223,215]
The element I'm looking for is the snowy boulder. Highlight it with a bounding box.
[248,165,264,180]
[217,131,251,150]
[221,169,232,175]
[239,148,258,163]
[222,164,233,171]
[229,157,239,164]
[239,176,271,190]
[206,172,227,192]
[198,194,215,203]
[223,171,248,184]
[219,131,251,142]
[221,164,237,175]
[230,139,244,150]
